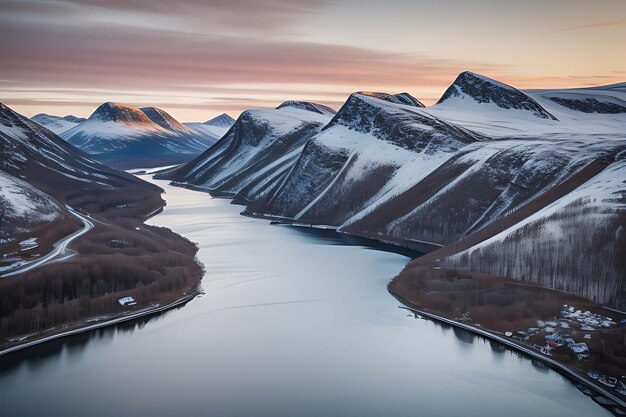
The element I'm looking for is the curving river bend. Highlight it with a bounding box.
[0,179,610,416]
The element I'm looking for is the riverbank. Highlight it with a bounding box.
[242,199,626,415]
[394,295,626,414]
[0,290,200,357]
[389,262,626,415]
[0,176,205,348]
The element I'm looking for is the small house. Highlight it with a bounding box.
[118,296,137,306]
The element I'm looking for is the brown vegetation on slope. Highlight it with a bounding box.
[0,181,202,348]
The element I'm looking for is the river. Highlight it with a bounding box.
[0,179,610,416]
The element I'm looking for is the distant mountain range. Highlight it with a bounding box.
[29,104,234,169]
[158,72,626,310]
[31,113,86,134]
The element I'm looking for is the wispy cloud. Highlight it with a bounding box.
[1,0,332,34]
[559,19,626,32]
[1,0,624,120]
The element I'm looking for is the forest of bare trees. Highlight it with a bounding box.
[1,210,201,343]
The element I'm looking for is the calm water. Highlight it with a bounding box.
[0,179,609,416]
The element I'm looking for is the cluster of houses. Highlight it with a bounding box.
[502,304,616,361]
[587,370,626,395]
[560,305,616,330]
[500,303,626,397]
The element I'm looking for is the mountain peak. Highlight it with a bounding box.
[62,115,86,123]
[31,113,85,123]
[275,101,337,115]
[0,101,29,130]
[89,102,152,124]
[357,92,425,107]
[30,113,86,134]
[203,113,236,127]
[437,72,558,120]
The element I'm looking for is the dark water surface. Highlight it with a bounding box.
[0,179,609,416]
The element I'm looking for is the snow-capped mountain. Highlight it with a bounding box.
[435,71,557,120]
[159,102,333,201]
[31,113,86,134]
[182,113,235,146]
[275,101,337,115]
[245,91,478,225]
[162,72,626,309]
[61,103,219,168]
[204,113,236,127]
[0,101,162,263]
[527,83,626,115]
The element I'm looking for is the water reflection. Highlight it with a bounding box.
[274,224,421,258]
[452,327,475,345]
[404,309,561,379]
[0,307,179,375]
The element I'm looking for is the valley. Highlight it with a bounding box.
[0,102,203,350]
[0,70,624,415]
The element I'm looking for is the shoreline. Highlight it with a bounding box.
[0,290,200,357]
[244,206,626,414]
[0,173,205,356]
[243,212,441,253]
[393,294,626,413]
[243,204,626,412]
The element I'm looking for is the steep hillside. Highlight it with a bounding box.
[159,102,332,201]
[248,92,478,225]
[443,156,626,309]
[343,139,623,247]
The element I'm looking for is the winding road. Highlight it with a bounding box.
[0,206,94,278]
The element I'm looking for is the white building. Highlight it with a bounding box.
[118,296,137,306]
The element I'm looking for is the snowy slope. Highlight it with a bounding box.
[0,171,61,223]
[160,102,332,199]
[181,113,235,146]
[423,78,626,138]
[61,103,217,168]
[0,171,62,246]
[435,71,557,120]
[204,113,236,127]
[31,114,85,134]
[183,123,229,144]
[251,91,479,225]
[447,157,626,309]
[276,101,337,115]
[0,101,162,260]
[346,138,624,245]
[139,107,192,134]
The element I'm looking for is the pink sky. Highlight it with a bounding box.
[1,0,624,121]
